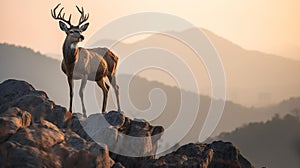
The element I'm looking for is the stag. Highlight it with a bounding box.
[51,4,121,117]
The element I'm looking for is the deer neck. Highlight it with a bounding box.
[63,38,79,64]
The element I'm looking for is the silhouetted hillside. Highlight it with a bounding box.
[215,113,300,168]
[259,97,300,117]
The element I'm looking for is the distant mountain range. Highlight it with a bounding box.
[1,43,300,143]
[89,28,300,107]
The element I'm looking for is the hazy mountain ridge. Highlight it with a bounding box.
[0,43,67,104]
[188,28,300,106]
[259,97,300,117]
[91,28,300,106]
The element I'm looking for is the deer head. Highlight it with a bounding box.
[51,3,89,43]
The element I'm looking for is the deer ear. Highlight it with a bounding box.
[79,23,89,32]
[59,21,68,32]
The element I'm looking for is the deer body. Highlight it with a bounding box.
[61,46,108,81]
[52,4,121,117]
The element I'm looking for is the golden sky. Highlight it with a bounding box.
[0,0,299,60]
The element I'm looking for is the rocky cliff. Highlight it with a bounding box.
[0,79,254,168]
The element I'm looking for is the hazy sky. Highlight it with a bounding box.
[0,0,299,60]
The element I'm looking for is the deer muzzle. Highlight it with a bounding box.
[79,35,85,42]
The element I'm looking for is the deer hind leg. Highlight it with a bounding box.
[97,78,109,113]
[108,75,121,112]
[79,75,88,118]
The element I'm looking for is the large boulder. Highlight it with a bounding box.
[143,141,254,168]
[0,79,71,128]
[71,111,164,168]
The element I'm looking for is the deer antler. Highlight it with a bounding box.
[76,5,89,27]
[51,3,72,27]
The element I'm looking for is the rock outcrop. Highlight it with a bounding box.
[143,141,254,168]
[71,111,164,168]
[0,79,254,168]
[0,106,114,168]
[0,79,164,168]
[0,79,70,128]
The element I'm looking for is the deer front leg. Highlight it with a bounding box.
[97,78,109,113]
[79,75,88,118]
[67,77,74,113]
